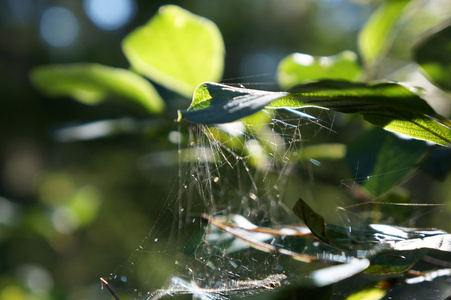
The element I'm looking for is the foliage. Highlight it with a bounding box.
[179,80,451,145]
[10,1,451,300]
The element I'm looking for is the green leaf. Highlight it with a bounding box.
[178,82,288,124]
[30,63,165,114]
[414,24,451,91]
[293,198,451,275]
[344,282,389,300]
[293,198,330,245]
[347,128,430,197]
[358,0,410,68]
[179,81,451,146]
[122,5,225,98]
[296,144,347,161]
[278,51,361,90]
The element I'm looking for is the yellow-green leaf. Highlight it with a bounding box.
[122,5,225,98]
[30,63,165,114]
[278,51,361,90]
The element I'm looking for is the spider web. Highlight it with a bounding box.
[103,92,449,299]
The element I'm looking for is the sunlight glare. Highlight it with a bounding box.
[293,53,314,66]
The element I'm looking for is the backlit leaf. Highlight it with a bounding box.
[278,51,361,90]
[30,63,165,114]
[345,282,390,300]
[122,5,225,98]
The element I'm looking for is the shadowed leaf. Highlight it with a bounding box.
[346,128,430,197]
[415,23,451,91]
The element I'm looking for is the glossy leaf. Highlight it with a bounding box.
[179,81,451,146]
[278,51,361,90]
[296,197,451,253]
[358,0,410,67]
[179,82,288,124]
[415,24,451,91]
[293,198,451,276]
[346,128,430,197]
[122,5,225,98]
[30,63,165,113]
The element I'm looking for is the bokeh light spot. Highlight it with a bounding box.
[39,6,79,48]
[83,0,136,31]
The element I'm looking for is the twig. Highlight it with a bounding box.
[100,277,121,300]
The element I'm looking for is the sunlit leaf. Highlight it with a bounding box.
[358,0,410,68]
[415,24,451,91]
[346,128,430,197]
[179,82,288,124]
[345,282,390,300]
[278,51,361,90]
[122,5,225,98]
[30,63,165,114]
[179,81,451,146]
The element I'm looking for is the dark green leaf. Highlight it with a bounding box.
[278,51,361,90]
[178,82,288,124]
[30,63,165,114]
[122,5,224,98]
[346,128,430,197]
[180,81,451,146]
[293,198,329,245]
[415,24,451,91]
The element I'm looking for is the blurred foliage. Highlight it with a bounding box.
[30,64,165,113]
[1,0,451,300]
[278,51,362,89]
[415,23,451,92]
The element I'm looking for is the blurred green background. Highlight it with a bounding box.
[1,0,451,299]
